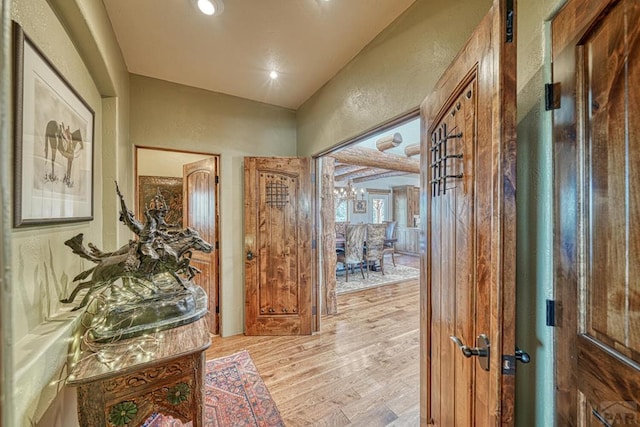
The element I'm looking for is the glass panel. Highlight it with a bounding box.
[335,199,347,222]
[372,198,385,223]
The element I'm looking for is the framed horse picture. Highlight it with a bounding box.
[12,22,94,227]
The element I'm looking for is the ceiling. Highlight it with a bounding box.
[103,0,416,110]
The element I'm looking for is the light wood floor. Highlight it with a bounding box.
[206,254,420,426]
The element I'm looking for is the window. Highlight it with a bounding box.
[372,198,386,223]
[335,199,347,222]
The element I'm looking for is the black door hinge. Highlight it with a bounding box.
[312,305,317,315]
[546,299,557,326]
[215,241,219,250]
[311,239,317,250]
[545,82,561,110]
[505,0,514,43]
[215,175,219,184]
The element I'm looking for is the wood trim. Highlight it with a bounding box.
[321,158,337,315]
[551,0,613,57]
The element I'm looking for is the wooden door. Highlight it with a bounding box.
[553,0,640,424]
[420,0,517,424]
[183,157,219,335]
[244,157,312,335]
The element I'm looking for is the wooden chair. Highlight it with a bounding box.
[382,221,397,267]
[365,223,387,276]
[336,224,366,282]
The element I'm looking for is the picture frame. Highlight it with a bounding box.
[13,22,94,227]
[137,176,184,231]
[353,199,367,214]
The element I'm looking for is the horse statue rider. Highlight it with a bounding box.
[116,183,177,274]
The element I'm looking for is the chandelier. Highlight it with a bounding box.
[334,180,364,200]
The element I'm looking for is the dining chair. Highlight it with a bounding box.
[365,223,387,277]
[382,220,397,267]
[336,224,366,282]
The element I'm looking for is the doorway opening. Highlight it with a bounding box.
[315,111,421,313]
[135,146,220,335]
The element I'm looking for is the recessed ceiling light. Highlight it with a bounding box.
[196,0,224,16]
[269,70,279,80]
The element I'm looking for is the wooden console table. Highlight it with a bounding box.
[67,318,210,426]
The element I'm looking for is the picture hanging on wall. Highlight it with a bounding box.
[137,176,184,231]
[12,22,95,227]
[353,199,367,214]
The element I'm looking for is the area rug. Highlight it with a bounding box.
[142,350,284,426]
[336,264,419,294]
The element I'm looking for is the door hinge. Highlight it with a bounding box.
[546,299,557,326]
[215,241,219,250]
[215,175,219,184]
[545,82,561,110]
[505,0,514,43]
[312,305,317,315]
[311,239,317,249]
[311,172,316,184]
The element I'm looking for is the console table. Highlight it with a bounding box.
[67,318,210,426]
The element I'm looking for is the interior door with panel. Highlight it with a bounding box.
[244,157,313,335]
[553,0,640,424]
[420,0,518,424]
[183,157,219,335]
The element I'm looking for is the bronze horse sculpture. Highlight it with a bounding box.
[62,228,212,310]
[44,120,84,187]
[61,184,212,311]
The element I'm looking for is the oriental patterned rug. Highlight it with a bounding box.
[336,264,419,294]
[142,350,284,426]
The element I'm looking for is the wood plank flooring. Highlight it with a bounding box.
[206,255,420,426]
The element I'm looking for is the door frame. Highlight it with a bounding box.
[312,109,420,317]
[134,145,221,334]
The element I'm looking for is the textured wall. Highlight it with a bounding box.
[8,0,129,425]
[129,74,297,337]
[296,0,493,156]
[515,1,566,426]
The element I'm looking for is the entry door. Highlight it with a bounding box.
[183,157,219,334]
[420,0,517,424]
[553,0,640,424]
[244,157,312,335]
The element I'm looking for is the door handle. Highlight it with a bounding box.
[246,250,255,260]
[450,334,490,371]
[515,347,531,364]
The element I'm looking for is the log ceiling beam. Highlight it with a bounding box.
[352,171,413,183]
[335,167,384,182]
[404,144,420,157]
[328,146,420,174]
[334,163,363,175]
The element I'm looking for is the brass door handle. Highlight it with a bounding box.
[450,334,490,371]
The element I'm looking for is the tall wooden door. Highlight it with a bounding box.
[183,157,219,335]
[244,157,312,335]
[553,0,640,424]
[420,0,517,424]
